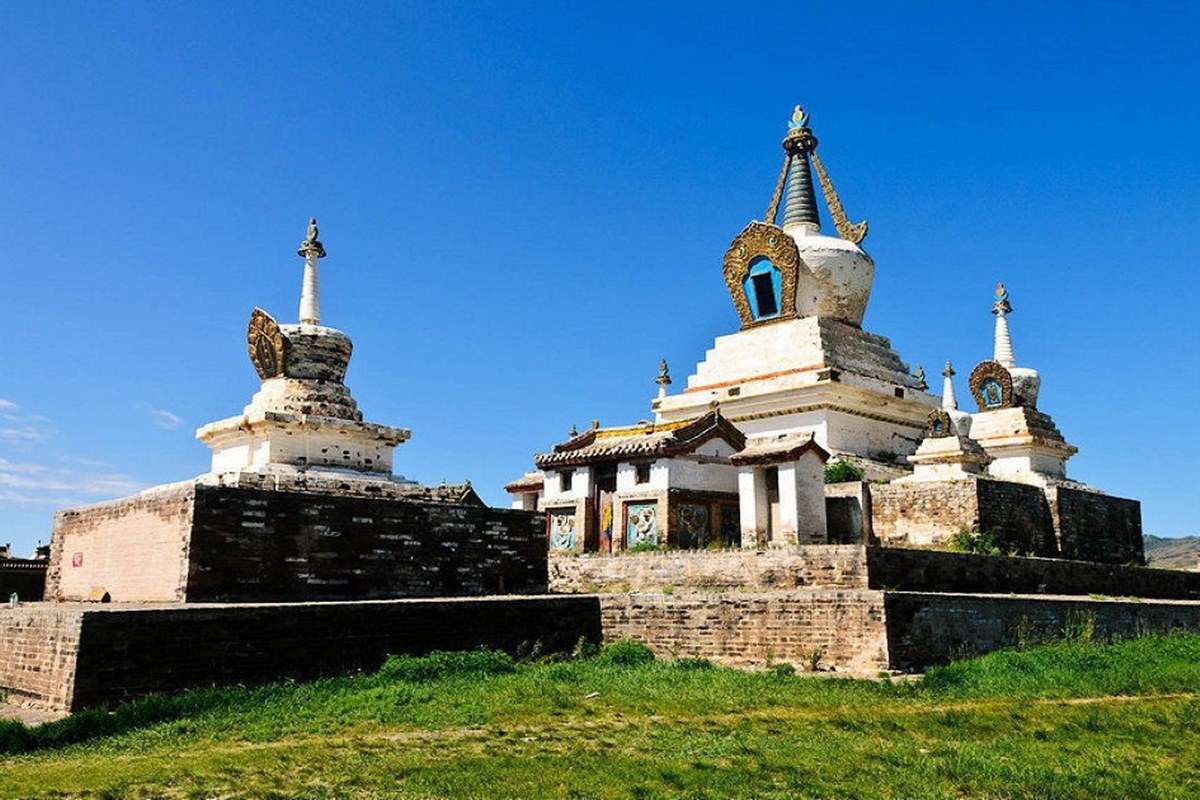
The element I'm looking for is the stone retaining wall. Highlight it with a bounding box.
[46,483,548,603]
[550,547,1200,600]
[0,605,83,709]
[884,592,1200,671]
[597,591,889,673]
[3,595,601,712]
[866,548,1200,600]
[549,547,869,594]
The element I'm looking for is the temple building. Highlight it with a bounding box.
[508,106,1143,565]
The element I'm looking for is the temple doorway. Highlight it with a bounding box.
[593,464,617,553]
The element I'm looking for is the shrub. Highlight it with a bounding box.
[770,663,797,677]
[948,528,1002,556]
[824,460,865,484]
[376,649,516,683]
[627,541,662,554]
[598,640,656,667]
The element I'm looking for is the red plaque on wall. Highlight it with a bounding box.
[72,552,83,568]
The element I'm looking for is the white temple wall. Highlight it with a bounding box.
[543,467,593,502]
[616,461,669,492]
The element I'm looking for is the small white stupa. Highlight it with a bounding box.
[967,283,1077,485]
[897,360,991,483]
[196,219,412,482]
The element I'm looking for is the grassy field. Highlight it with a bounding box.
[2,635,1199,799]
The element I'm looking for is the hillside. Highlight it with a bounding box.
[1144,534,1200,570]
[3,636,1200,799]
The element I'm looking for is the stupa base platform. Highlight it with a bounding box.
[0,595,602,713]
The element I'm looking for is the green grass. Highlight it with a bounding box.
[2,635,1199,799]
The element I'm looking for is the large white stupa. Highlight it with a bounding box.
[653,106,937,468]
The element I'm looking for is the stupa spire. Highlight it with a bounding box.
[781,106,821,233]
[297,217,326,326]
[656,358,672,399]
[992,282,1015,368]
[763,105,867,244]
[941,360,958,410]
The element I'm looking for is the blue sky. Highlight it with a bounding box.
[2,2,1197,555]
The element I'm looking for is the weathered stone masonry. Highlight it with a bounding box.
[5,596,602,712]
[47,484,548,603]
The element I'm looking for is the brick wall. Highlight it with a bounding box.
[597,591,889,673]
[0,560,47,602]
[1051,486,1143,565]
[46,485,196,602]
[884,592,1200,671]
[45,483,548,604]
[6,596,601,711]
[551,547,1200,600]
[549,547,870,594]
[866,548,1200,600]
[184,485,548,601]
[870,479,1054,555]
[0,605,83,709]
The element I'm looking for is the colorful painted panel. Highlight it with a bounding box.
[719,505,741,548]
[677,504,710,549]
[626,502,658,549]
[548,510,577,551]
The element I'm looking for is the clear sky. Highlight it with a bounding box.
[2,2,1197,556]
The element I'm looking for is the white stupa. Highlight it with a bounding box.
[196,219,412,482]
[653,106,938,466]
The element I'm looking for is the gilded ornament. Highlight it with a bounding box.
[926,408,954,438]
[247,307,288,380]
[968,360,1015,411]
[722,221,800,329]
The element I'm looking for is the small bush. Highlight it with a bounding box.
[598,640,655,667]
[770,663,797,677]
[376,650,516,683]
[627,541,662,554]
[948,528,1002,556]
[824,460,865,484]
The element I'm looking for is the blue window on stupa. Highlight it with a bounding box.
[744,258,781,320]
[980,378,1004,409]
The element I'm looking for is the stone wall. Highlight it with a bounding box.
[185,485,548,602]
[0,559,47,602]
[0,605,83,709]
[866,548,1200,600]
[5,596,601,712]
[884,592,1200,671]
[597,591,889,673]
[549,547,870,594]
[1052,486,1143,565]
[46,484,196,602]
[870,479,1054,555]
[46,483,548,604]
[551,547,1200,600]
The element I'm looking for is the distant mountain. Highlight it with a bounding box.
[1144,535,1200,570]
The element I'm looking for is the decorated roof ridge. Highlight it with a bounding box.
[534,409,746,468]
[729,430,830,467]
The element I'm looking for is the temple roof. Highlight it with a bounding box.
[504,472,544,494]
[535,409,746,469]
[729,431,829,467]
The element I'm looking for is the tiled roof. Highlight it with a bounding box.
[535,409,746,469]
[504,472,544,493]
[729,431,829,467]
